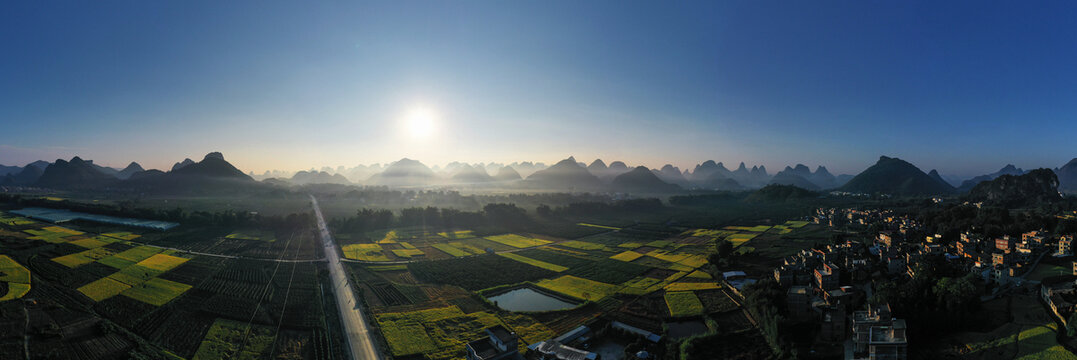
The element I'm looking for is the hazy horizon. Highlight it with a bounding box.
[4,1,1077,178]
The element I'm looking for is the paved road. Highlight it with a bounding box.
[310,195,382,360]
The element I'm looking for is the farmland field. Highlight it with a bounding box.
[665,291,705,317]
[499,253,568,272]
[484,234,551,248]
[375,305,553,359]
[193,318,277,360]
[535,275,619,301]
[122,277,193,306]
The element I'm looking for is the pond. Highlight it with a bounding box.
[487,287,579,312]
[666,320,709,339]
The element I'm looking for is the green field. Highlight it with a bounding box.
[577,223,621,230]
[0,255,31,301]
[53,247,117,268]
[375,305,553,359]
[430,243,472,257]
[665,282,721,291]
[193,318,277,360]
[342,243,391,261]
[78,277,132,302]
[225,230,276,242]
[122,277,193,306]
[535,275,619,301]
[610,250,644,262]
[665,291,705,317]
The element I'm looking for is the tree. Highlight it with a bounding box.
[716,239,734,260]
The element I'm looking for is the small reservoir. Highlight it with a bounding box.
[487,287,579,312]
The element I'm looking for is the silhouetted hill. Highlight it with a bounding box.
[653,164,690,186]
[493,166,522,182]
[2,162,47,185]
[35,157,117,188]
[171,158,195,171]
[117,162,144,180]
[449,164,494,183]
[290,170,350,185]
[957,164,1026,192]
[1054,159,1077,194]
[85,161,121,177]
[701,173,745,191]
[608,161,629,174]
[968,168,1061,207]
[611,166,681,193]
[927,170,947,188]
[689,160,731,182]
[128,169,165,181]
[524,156,603,190]
[367,158,436,187]
[810,166,838,189]
[840,156,955,196]
[746,184,819,202]
[0,164,20,177]
[587,159,608,175]
[170,152,252,180]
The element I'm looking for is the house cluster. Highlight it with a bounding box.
[951,230,1056,285]
[772,239,907,360]
[813,208,895,227]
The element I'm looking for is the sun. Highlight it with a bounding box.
[404,107,438,140]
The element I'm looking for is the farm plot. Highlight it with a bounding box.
[565,259,649,284]
[0,256,31,301]
[375,305,553,360]
[78,278,132,302]
[535,275,619,301]
[484,234,551,248]
[610,250,644,262]
[437,230,476,239]
[122,277,193,306]
[0,212,34,226]
[409,254,557,291]
[25,226,83,243]
[53,248,116,268]
[665,282,721,292]
[341,243,391,261]
[558,240,613,252]
[576,223,621,230]
[98,246,162,269]
[430,243,473,257]
[498,253,568,272]
[665,291,705,317]
[391,249,425,258]
[193,318,276,360]
[224,230,275,242]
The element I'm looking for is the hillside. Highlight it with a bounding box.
[492,166,522,182]
[745,184,819,202]
[968,168,1061,207]
[610,166,681,193]
[957,164,1026,192]
[169,152,253,180]
[1057,158,1077,194]
[35,157,117,188]
[367,158,437,187]
[839,156,955,196]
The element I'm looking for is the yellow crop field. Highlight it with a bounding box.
[687,270,712,279]
[676,255,709,268]
[648,250,691,263]
[617,242,644,249]
[0,283,30,301]
[399,242,417,249]
[100,246,162,269]
[78,277,131,302]
[377,230,399,244]
[225,230,275,242]
[69,238,109,249]
[0,213,34,226]
[43,226,82,235]
[499,253,568,272]
[342,243,391,261]
[535,275,619,301]
[610,251,644,262]
[484,234,551,248]
[436,230,475,239]
[664,282,721,291]
[136,254,190,272]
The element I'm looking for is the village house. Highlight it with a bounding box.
[467,326,522,360]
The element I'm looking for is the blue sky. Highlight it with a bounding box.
[2,1,1076,177]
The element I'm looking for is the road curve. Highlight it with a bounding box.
[310,195,383,360]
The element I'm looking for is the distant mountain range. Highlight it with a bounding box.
[5,152,1077,196]
[967,168,1061,207]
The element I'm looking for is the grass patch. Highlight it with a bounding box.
[391,249,425,258]
[136,254,190,272]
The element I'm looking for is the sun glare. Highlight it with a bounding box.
[404,107,438,140]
